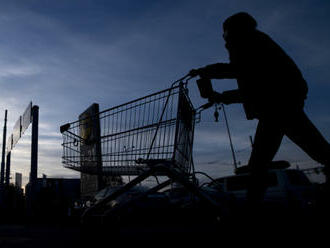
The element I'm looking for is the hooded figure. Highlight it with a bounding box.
[194,12,308,120]
[190,12,330,204]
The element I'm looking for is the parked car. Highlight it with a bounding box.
[209,169,318,211]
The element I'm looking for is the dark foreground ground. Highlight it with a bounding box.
[1,205,329,248]
[1,187,330,247]
[0,223,81,248]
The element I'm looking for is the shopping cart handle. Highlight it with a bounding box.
[60,123,70,133]
[200,101,214,110]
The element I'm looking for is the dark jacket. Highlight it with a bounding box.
[201,30,308,120]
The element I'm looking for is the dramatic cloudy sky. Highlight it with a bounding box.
[0,0,329,185]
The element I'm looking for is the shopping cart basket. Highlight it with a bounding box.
[60,82,196,176]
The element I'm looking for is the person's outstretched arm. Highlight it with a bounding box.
[190,63,237,79]
[211,89,243,104]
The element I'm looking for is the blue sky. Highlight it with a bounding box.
[0,0,329,185]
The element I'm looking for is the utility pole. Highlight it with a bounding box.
[27,105,39,216]
[30,105,39,188]
[0,110,7,186]
[5,152,10,186]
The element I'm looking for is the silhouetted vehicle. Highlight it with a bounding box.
[93,185,149,206]
[209,169,318,211]
[165,185,235,213]
[88,183,234,223]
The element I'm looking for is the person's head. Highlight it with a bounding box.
[222,12,257,41]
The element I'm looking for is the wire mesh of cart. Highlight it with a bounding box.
[60,82,196,176]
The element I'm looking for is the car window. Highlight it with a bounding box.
[286,170,311,186]
[226,173,278,191]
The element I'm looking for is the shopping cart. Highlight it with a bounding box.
[61,76,232,224]
[60,80,196,176]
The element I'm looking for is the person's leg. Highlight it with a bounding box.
[283,109,330,221]
[283,110,330,184]
[247,119,284,205]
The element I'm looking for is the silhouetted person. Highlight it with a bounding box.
[190,12,330,206]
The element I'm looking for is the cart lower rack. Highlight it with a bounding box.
[60,83,196,176]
